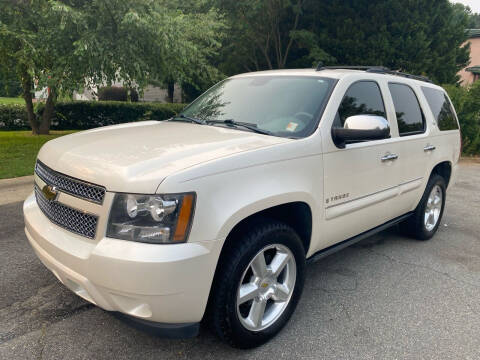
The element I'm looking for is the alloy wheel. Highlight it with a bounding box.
[236,244,296,332]
[424,184,443,232]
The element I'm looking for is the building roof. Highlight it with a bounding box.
[466,66,480,74]
[467,29,480,38]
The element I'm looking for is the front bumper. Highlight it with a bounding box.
[23,192,222,328]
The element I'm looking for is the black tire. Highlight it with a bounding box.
[207,219,306,349]
[399,174,446,240]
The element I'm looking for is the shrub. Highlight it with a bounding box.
[130,88,139,102]
[97,86,128,101]
[444,82,480,155]
[0,101,186,131]
[0,104,29,130]
[97,86,140,102]
[0,73,22,97]
[49,101,185,129]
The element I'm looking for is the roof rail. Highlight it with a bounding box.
[315,64,433,83]
[366,68,432,83]
[316,64,388,72]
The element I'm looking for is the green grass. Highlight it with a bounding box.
[0,97,25,105]
[0,131,76,179]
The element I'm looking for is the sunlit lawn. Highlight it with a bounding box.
[0,97,25,105]
[0,130,76,179]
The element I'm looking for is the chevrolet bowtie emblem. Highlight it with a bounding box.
[42,185,58,201]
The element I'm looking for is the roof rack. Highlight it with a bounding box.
[316,65,389,71]
[366,68,433,83]
[315,64,433,83]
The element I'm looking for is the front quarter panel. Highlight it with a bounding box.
[158,137,324,257]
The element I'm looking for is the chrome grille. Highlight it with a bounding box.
[35,185,98,239]
[35,161,105,204]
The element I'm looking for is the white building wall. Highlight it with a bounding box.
[38,82,182,103]
[141,83,182,103]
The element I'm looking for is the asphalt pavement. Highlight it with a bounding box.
[1,162,479,359]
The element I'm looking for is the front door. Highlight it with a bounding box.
[321,79,402,247]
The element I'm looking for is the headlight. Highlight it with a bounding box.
[107,193,195,244]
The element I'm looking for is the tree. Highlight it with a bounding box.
[470,13,480,28]
[452,2,480,28]
[159,0,227,102]
[302,0,470,84]
[445,82,480,154]
[216,0,330,74]
[0,0,226,134]
[214,0,470,83]
[1,0,45,134]
[0,57,22,97]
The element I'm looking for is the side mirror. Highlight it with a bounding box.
[332,115,390,148]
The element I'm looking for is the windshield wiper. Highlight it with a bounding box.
[170,114,206,125]
[207,119,274,136]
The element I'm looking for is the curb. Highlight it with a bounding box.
[0,175,34,189]
[0,175,34,206]
[460,157,480,164]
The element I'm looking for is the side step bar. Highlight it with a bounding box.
[307,212,412,264]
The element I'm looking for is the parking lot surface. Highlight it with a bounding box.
[1,162,479,359]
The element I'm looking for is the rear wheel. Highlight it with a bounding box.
[208,220,305,348]
[400,174,446,240]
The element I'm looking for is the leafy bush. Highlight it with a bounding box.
[98,86,140,102]
[0,66,22,97]
[0,104,29,130]
[49,101,185,129]
[97,86,128,101]
[444,82,480,155]
[130,88,139,102]
[0,101,186,131]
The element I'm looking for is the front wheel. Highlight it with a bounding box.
[400,174,446,240]
[208,220,305,348]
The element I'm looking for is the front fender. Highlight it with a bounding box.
[216,191,316,241]
[159,152,323,255]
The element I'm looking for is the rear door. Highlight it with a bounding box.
[385,82,434,215]
[420,86,461,184]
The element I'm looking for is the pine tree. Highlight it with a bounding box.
[301,0,470,83]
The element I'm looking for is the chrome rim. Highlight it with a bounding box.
[424,185,443,232]
[236,244,296,332]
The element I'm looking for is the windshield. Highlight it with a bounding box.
[181,76,336,138]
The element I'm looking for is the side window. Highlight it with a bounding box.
[421,87,459,131]
[388,83,425,136]
[334,81,386,128]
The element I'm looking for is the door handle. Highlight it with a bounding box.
[381,153,398,162]
[424,145,436,152]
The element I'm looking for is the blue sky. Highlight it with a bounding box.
[452,0,480,14]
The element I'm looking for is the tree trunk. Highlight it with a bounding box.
[280,0,302,68]
[39,88,55,135]
[167,81,174,103]
[20,68,39,135]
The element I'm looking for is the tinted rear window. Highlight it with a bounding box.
[388,83,425,136]
[421,87,459,131]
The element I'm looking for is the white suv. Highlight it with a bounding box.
[24,66,461,348]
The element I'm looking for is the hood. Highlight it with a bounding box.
[37,121,290,193]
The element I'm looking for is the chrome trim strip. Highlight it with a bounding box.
[400,177,424,186]
[35,160,106,204]
[326,186,398,220]
[326,184,397,209]
[34,184,98,239]
[326,177,423,209]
